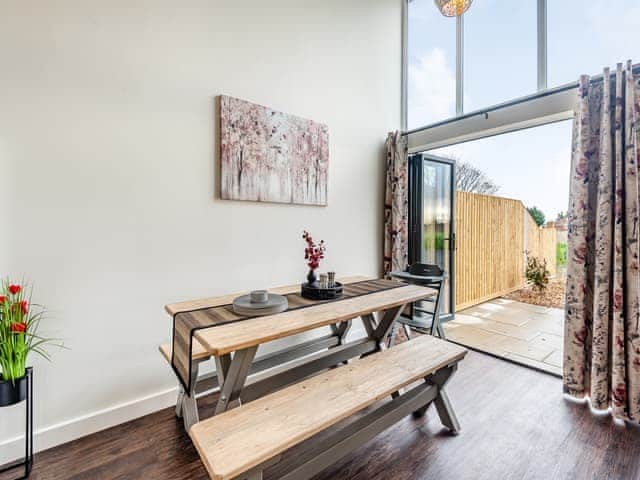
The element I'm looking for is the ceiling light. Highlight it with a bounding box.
[434,0,473,17]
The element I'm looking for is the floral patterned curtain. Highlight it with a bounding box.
[383,131,408,276]
[564,61,640,422]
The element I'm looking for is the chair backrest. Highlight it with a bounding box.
[407,263,444,277]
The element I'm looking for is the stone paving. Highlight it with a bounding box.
[443,297,563,376]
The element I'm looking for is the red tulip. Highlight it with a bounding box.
[0,295,6,304]
[8,285,21,295]
[20,300,28,314]
[10,322,27,333]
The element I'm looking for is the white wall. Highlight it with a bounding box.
[0,0,402,461]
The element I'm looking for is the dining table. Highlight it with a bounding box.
[164,275,437,431]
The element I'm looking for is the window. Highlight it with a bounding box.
[407,0,456,129]
[464,0,537,109]
[406,0,638,129]
[548,0,639,86]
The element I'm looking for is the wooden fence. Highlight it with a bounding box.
[454,191,556,311]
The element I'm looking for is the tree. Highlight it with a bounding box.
[528,206,546,227]
[454,160,500,195]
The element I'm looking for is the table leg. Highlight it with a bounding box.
[361,314,376,338]
[215,354,232,384]
[367,305,405,398]
[387,323,400,347]
[182,361,200,431]
[331,320,353,366]
[215,346,258,415]
[402,323,412,340]
[372,304,405,350]
[330,320,352,345]
[175,387,184,419]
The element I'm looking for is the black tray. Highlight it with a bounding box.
[301,281,343,300]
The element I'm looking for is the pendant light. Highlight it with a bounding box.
[434,0,473,17]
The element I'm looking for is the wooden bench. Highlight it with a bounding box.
[189,335,466,480]
[159,340,210,364]
[159,330,356,429]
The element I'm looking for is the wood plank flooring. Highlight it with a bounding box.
[5,349,640,480]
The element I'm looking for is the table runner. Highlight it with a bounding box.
[171,278,405,391]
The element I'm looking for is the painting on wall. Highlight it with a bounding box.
[220,95,329,206]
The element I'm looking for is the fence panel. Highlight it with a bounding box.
[455,191,524,311]
[454,191,556,311]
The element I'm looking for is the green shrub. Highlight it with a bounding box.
[556,243,567,267]
[525,253,550,291]
[528,206,546,227]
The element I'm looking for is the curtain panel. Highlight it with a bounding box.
[564,61,640,422]
[383,131,408,276]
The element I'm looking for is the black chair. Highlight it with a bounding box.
[389,263,447,342]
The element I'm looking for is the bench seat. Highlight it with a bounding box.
[158,340,210,364]
[189,335,466,480]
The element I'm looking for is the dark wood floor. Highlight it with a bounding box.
[7,349,640,480]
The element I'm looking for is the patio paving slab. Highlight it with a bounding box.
[443,297,564,376]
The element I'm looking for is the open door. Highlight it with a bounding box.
[409,153,456,321]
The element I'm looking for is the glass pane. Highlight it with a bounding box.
[548,0,639,86]
[464,0,537,110]
[407,0,457,129]
[422,159,452,315]
[430,121,572,222]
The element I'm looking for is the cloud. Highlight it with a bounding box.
[408,48,456,129]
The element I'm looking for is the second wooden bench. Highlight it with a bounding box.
[189,334,467,480]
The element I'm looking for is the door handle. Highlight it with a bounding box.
[442,234,456,250]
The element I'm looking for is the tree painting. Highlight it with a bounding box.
[220,96,329,206]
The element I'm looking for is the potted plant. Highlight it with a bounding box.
[0,280,61,407]
[302,230,325,285]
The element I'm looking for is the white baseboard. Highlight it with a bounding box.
[0,386,179,465]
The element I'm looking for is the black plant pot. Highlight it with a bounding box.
[0,374,27,407]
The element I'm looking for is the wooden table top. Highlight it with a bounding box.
[165,275,372,316]
[186,281,435,356]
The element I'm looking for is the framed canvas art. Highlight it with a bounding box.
[220,95,329,206]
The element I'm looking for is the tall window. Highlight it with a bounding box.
[407,0,456,128]
[407,0,639,130]
[464,1,537,110]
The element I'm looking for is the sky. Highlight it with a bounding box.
[408,0,639,221]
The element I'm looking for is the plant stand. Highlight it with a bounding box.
[0,367,33,479]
